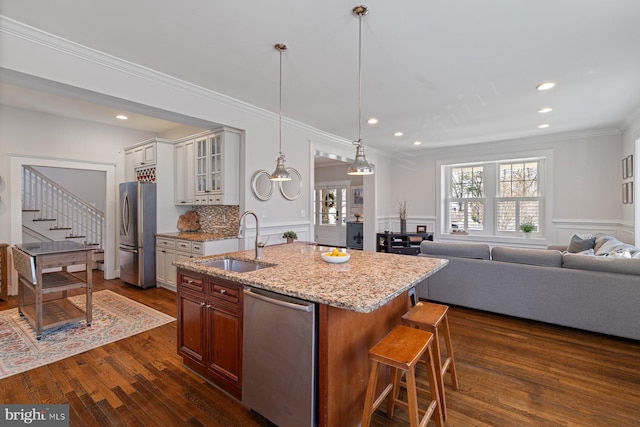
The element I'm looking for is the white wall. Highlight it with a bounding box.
[33,166,106,212]
[0,19,391,257]
[390,131,627,245]
[622,112,640,244]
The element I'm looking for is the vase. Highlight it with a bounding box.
[400,219,406,234]
[286,238,294,244]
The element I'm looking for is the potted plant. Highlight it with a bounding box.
[520,222,536,237]
[399,201,408,234]
[282,231,298,243]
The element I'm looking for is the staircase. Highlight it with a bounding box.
[21,166,105,266]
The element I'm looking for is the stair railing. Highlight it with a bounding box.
[21,166,105,249]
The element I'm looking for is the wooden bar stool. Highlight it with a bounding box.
[402,301,459,421]
[361,325,443,427]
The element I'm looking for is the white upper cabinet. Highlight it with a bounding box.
[133,141,156,167]
[194,127,240,205]
[174,139,196,205]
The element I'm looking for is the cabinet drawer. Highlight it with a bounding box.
[157,237,176,249]
[208,195,223,205]
[176,240,192,252]
[179,272,204,293]
[209,281,240,305]
[191,243,204,255]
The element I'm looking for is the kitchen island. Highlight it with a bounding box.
[174,242,448,426]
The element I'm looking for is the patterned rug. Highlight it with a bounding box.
[0,290,175,379]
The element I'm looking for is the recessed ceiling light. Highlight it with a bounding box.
[536,82,555,91]
[116,115,128,120]
[394,131,403,137]
[367,118,378,124]
[413,141,422,146]
[538,107,553,113]
[538,124,550,129]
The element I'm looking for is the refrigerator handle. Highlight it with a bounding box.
[120,247,138,254]
[122,193,129,236]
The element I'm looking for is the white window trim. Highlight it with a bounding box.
[436,149,554,243]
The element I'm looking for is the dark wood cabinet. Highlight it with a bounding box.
[376,232,434,255]
[177,269,243,399]
[0,244,8,301]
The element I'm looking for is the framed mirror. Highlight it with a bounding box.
[279,167,302,201]
[250,170,273,201]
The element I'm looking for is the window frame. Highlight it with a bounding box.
[442,156,546,238]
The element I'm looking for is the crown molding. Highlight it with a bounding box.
[0,15,357,149]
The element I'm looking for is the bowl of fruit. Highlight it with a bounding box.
[321,248,351,264]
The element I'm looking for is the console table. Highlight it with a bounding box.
[376,232,434,255]
[13,241,94,340]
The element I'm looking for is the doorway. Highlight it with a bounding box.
[313,181,349,247]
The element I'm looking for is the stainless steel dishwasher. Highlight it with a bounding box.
[242,287,316,427]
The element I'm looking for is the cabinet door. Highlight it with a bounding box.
[143,143,156,165]
[195,136,209,195]
[156,247,167,284]
[207,302,241,385]
[124,149,135,182]
[208,133,222,194]
[177,291,206,366]
[174,140,195,205]
[133,147,145,166]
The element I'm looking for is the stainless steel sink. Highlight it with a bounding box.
[199,258,272,273]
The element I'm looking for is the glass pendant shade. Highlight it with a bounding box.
[347,143,374,175]
[270,154,291,181]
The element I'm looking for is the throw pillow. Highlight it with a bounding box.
[567,234,596,253]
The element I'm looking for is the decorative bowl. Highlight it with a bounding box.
[321,252,351,264]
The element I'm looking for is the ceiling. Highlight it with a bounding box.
[2,0,640,153]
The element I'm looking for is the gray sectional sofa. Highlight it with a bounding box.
[416,236,640,340]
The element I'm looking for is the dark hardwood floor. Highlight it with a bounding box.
[2,271,639,426]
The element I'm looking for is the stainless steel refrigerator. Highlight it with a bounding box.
[119,182,156,288]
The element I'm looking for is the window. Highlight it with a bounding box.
[445,158,544,236]
[497,161,540,232]
[313,186,347,226]
[448,166,485,231]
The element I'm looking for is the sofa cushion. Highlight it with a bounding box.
[594,234,617,253]
[567,234,596,253]
[491,246,563,268]
[595,237,639,257]
[563,253,640,275]
[420,241,490,260]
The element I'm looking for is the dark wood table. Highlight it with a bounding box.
[13,241,94,339]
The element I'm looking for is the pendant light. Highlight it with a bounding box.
[270,43,292,181]
[348,5,374,176]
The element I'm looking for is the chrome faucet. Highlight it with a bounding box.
[238,210,265,259]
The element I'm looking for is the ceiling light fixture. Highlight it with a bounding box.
[538,107,553,113]
[116,115,128,120]
[536,82,555,91]
[270,43,291,181]
[367,118,378,124]
[538,124,550,129]
[413,141,422,146]
[394,131,403,137]
[348,5,374,176]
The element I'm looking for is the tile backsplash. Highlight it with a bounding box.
[193,205,240,235]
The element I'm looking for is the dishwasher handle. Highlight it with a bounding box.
[243,288,313,313]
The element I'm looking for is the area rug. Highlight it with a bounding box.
[0,290,175,380]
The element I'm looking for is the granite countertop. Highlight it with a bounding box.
[173,242,448,313]
[156,232,237,242]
